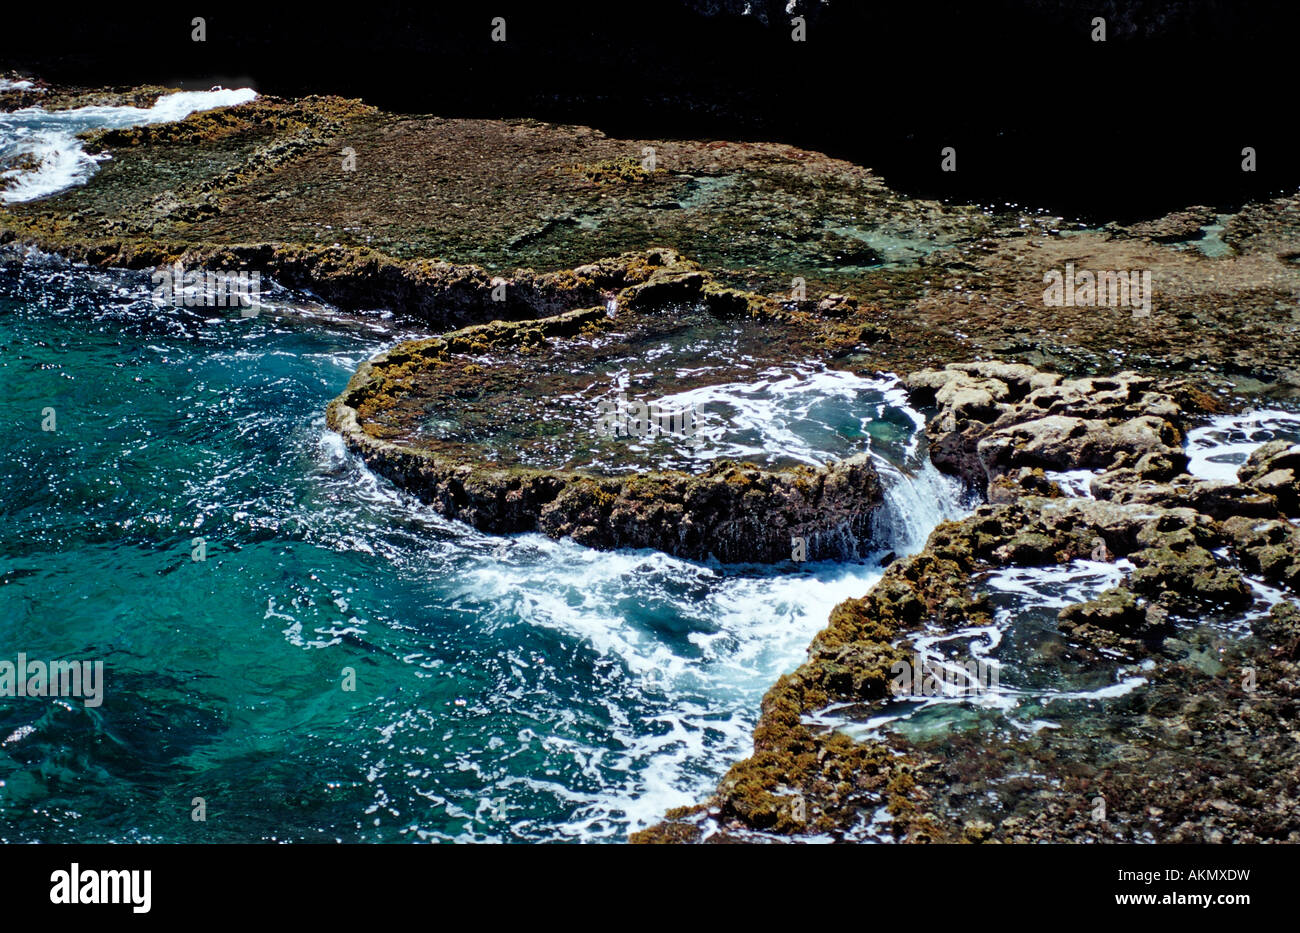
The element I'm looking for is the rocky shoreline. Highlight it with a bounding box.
[4,80,1299,842]
[635,362,1300,843]
[5,83,1299,396]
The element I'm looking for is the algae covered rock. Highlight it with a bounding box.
[326,249,886,563]
[1238,439,1300,516]
[639,362,1300,844]
[1128,545,1254,612]
[1252,600,1300,659]
[1221,515,1300,590]
[908,364,1187,491]
[1058,586,1170,653]
[987,467,1064,504]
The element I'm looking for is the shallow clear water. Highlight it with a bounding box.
[0,252,966,842]
[1185,411,1300,482]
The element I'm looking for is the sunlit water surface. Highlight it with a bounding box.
[0,252,968,841]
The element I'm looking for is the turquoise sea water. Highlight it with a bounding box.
[0,252,961,841]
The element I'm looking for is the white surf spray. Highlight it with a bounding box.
[0,87,257,203]
[0,78,42,93]
[315,361,973,837]
[1185,409,1300,482]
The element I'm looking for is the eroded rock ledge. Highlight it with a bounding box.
[325,248,885,563]
[636,360,1300,843]
[6,86,1299,396]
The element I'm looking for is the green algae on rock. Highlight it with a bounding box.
[8,79,1300,843]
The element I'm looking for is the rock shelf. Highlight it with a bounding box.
[326,249,886,563]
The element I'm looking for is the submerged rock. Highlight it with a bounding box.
[1058,586,1169,653]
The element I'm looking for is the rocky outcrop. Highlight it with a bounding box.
[7,84,1300,395]
[332,392,883,563]
[326,249,885,563]
[907,364,1188,491]
[1221,515,1300,592]
[6,77,1300,842]
[640,360,1300,844]
[1089,469,1278,520]
[1238,440,1300,517]
[1058,587,1171,654]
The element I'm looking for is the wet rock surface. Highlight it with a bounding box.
[3,88,1299,396]
[638,360,1300,843]
[908,364,1190,492]
[325,249,886,563]
[1238,440,1300,517]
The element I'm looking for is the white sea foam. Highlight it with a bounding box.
[311,361,963,837]
[982,559,1129,607]
[18,251,1295,841]
[650,367,968,552]
[647,367,897,467]
[452,533,889,832]
[1044,468,1098,497]
[1185,409,1300,482]
[805,558,1143,742]
[417,400,1294,836]
[0,87,257,202]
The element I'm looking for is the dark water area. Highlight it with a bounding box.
[4,1,1298,224]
